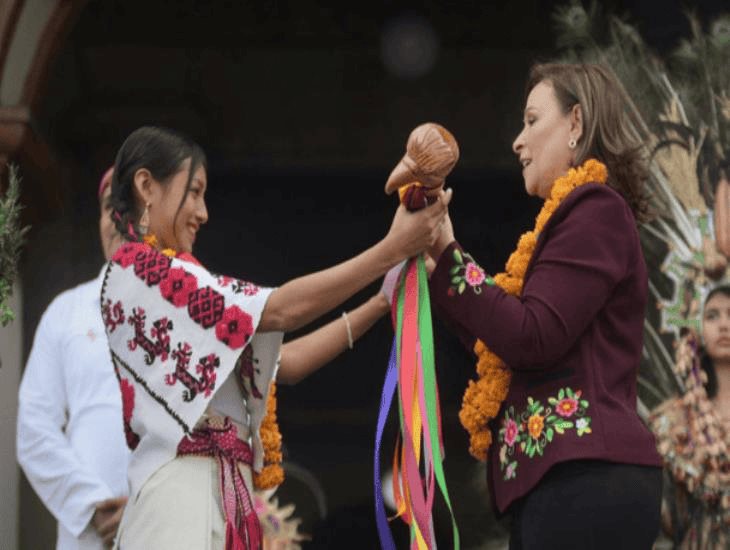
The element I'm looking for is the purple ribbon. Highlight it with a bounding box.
[374,338,398,550]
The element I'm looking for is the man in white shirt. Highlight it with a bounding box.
[17,168,130,549]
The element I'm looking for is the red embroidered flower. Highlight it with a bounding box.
[504,418,519,447]
[215,305,254,349]
[120,378,140,449]
[160,267,198,307]
[556,397,579,418]
[113,242,144,268]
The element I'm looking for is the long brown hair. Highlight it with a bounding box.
[527,63,650,222]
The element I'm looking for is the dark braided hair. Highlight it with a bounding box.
[110,126,207,242]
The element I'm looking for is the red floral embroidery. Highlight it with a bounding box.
[113,242,143,268]
[160,267,198,307]
[120,378,140,449]
[216,305,254,349]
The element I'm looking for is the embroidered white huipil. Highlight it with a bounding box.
[101,242,281,502]
[17,267,131,550]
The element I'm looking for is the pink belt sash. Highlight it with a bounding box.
[177,418,261,550]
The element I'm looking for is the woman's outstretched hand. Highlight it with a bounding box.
[384,188,453,262]
[428,211,455,263]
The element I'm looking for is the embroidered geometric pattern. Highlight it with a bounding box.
[133,250,172,286]
[188,286,225,328]
[110,349,192,435]
[164,342,221,402]
[102,299,125,333]
[126,307,172,365]
[448,247,494,296]
[217,275,261,297]
[498,387,592,481]
[231,279,260,296]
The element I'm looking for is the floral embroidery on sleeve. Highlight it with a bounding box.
[448,248,494,296]
[498,387,592,481]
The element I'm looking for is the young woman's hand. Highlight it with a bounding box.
[384,188,452,262]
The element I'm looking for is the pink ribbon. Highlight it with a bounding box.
[177,419,261,550]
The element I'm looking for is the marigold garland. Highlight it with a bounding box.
[141,233,284,488]
[460,159,608,461]
[254,382,285,489]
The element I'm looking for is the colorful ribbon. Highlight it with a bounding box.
[375,256,460,549]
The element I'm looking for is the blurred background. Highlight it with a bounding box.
[0,0,726,548]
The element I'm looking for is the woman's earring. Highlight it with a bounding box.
[138,202,151,236]
[568,138,577,150]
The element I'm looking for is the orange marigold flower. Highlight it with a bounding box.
[143,234,159,248]
[535,213,551,233]
[501,276,523,295]
[506,251,522,273]
[254,464,285,490]
[584,158,608,182]
[517,231,537,251]
[469,430,491,461]
[510,256,531,279]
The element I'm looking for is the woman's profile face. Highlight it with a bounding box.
[703,291,730,365]
[147,159,208,254]
[512,80,575,199]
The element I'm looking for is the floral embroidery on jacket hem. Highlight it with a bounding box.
[498,387,592,481]
[448,248,494,296]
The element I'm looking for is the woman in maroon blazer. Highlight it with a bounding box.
[428,63,662,549]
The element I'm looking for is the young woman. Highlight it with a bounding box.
[103,126,450,549]
[425,64,663,549]
[650,286,730,549]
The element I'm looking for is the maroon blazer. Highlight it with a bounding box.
[430,183,661,513]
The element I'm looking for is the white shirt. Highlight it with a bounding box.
[17,267,131,550]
